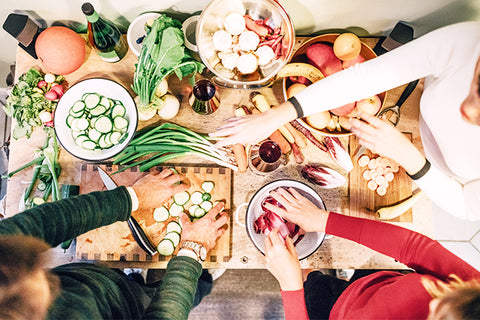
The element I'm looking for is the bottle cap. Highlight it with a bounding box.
[81,2,95,16]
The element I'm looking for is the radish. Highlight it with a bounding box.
[44,73,56,83]
[45,90,58,101]
[51,84,64,97]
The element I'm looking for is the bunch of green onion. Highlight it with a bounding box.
[113,123,238,172]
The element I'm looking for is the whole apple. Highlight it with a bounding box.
[357,95,382,115]
[331,102,356,116]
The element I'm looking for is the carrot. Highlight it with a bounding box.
[232,143,248,173]
[251,108,291,154]
[284,122,307,149]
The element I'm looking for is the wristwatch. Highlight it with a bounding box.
[178,240,207,262]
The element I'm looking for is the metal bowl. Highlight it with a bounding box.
[245,179,326,260]
[283,34,387,137]
[196,0,295,88]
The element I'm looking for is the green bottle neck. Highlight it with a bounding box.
[85,11,99,23]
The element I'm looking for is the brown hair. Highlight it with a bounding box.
[423,274,480,320]
[0,235,59,320]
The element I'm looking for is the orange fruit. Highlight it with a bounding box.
[333,33,362,61]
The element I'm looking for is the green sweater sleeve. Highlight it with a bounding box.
[0,187,132,247]
[144,256,202,320]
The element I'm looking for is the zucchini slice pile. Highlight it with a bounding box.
[66,93,129,150]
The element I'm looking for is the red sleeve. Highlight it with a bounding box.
[281,288,309,320]
[326,212,480,282]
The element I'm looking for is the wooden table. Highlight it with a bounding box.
[6,36,433,269]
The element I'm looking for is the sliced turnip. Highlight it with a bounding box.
[239,31,260,51]
[212,30,232,52]
[256,45,275,66]
[237,53,258,74]
[224,12,245,35]
[221,52,239,70]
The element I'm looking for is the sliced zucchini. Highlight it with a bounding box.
[200,201,213,212]
[202,193,212,201]
[169,203,184,217]
[111,104,126,117]
[74,134,89,146]
[157,239,175,256]
[190,191,203,205]
[66,115,75,128]
[84,93,100,109]
[90,104,107,116]
[153,206,170,222]
[166,221,182,234]
[69,108,84,117]
[82,140,96,150]
[113,116,128,130]
[98,134,112,149]
[201,181,215,193]
[88,129,102,142]
[174,191,190,206]
[72,100,86,113]
[99,96,110,109]
[109,131,122,144]
[94,116,113,133]
[188,204,199,216]
[164,232,181,247]
[75,118,89,131]
[194,207,206,218]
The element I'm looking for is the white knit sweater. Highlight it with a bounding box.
[294,22,480,220]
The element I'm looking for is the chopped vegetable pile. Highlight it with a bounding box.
[66,92,128,150]
[113,122,238,173]
[4,68,64,139]
[132,14,204,108]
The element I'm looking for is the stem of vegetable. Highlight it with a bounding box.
[24,166,41,202]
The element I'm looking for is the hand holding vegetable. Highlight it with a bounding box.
[350,113,426,175]
[265,187,329,233]
[265,229,303,291]
[132,168,188,210]
[179,202,228,251]
[210,101,297,147]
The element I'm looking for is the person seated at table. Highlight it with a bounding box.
[0,168,228,320]
[211,21,480,220]
[263,187,480,320]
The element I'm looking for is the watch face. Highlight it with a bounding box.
[199,246,207,261]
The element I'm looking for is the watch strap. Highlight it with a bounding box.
[179,241,206,262]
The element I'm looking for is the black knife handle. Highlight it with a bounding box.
[396,79,419,108]
[128,217,157,256]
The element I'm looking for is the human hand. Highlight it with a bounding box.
[264,187,329,233]
[209,102,297,147]
[179,202,228,251]
[132,169,188,211]
[265,229,303,291]
[350,113,426,174]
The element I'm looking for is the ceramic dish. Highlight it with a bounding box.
[127,12,161,56]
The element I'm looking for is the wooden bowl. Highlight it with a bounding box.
[282,34,387,137]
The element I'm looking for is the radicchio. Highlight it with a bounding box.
[323,137,354,172]
[301,164,346,188]
[254,196,305,245]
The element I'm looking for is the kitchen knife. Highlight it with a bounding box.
[97,166,157,256]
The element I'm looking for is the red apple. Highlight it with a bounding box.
[289,76,311,86]
[306,43,343,76]
[357,95,382,115]
[342,54,365,69]
[331,102,356,116]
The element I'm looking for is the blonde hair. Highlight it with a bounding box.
[422,274,480,320]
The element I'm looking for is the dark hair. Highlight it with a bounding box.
[0,235,58,320]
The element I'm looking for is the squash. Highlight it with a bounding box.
[35,26,86,75]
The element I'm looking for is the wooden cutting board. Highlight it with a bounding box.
[349,135,412,222]
[76,163,232,262]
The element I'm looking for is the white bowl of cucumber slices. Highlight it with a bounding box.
[54,78,138,161]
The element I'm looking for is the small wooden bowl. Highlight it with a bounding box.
[282,34,387,137]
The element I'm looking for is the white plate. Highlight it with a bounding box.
[54,78,138,161]
[127,12,161,56]
[245,179,326,260]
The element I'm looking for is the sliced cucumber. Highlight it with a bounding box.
[157,239,175,256]
[75,118,89,131]
[75,134,89,146]
[88,129,102,142]
[84,93,100,109]
[66,115,75,128]
[202,193,212,201]
[174,191,190,205]
[200,201,213,212]
[169,203,184,217]
[113,116,128,130]
[90,104,107,116]
[166,221,182,234]
[94,116,113,133]
[153,206,170,222]
[164,232,181,247]
[188,204,199,216]
[201,181,215,193]
[99,96,110,109]
[82,140,96,150]
[72,100,86,113]
[191,191,203,205]
[109,131,122,144]
[194,207,206,218]
[111,104,126,117]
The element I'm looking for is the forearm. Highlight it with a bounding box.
[0,187,132,247]
[281,289,309,320]
[145,256,202,320]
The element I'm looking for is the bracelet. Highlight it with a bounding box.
[407,159,431,180]
[287,96,304,118]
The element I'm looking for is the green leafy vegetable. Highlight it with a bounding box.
[132,14,204,108]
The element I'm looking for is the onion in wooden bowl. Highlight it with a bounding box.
[282,34,388,137]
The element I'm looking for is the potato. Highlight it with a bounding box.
[306,111,331,130]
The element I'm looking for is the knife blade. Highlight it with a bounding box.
[97,166,157,256]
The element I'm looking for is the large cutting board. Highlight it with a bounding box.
[349,135,413,222]
[76,163,232,262]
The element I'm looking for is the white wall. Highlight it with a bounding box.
[0,0,479,86]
